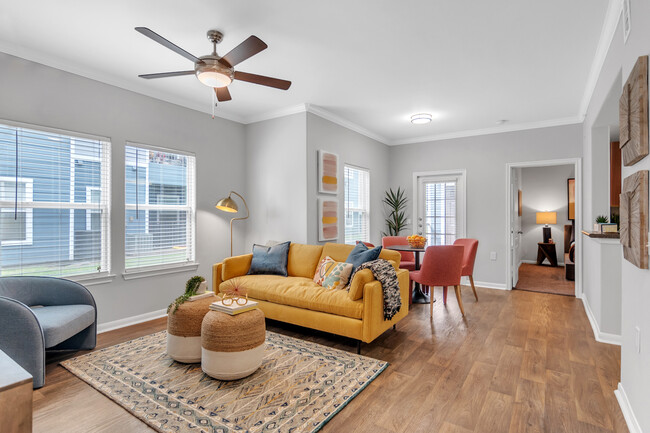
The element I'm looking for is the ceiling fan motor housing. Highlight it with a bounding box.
[195,56,233,88]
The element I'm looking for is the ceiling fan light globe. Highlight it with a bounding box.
[197,71,232,88]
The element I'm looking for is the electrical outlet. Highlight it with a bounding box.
[635,326,641,354]
[490,252,497,261]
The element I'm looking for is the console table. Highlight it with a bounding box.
[0,349,32,432]
[536,242,558,267]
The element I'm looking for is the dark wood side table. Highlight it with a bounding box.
[536,242,558,267]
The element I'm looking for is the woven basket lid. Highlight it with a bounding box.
[201,309,265,352]
[167,295,216,337]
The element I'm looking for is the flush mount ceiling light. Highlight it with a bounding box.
[410,113,433,124]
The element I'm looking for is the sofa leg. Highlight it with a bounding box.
[393,324,396,331]
[356,340,361,355]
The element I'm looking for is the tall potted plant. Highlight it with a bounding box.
[382,187,408,236]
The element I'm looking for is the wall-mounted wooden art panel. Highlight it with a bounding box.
[619,55,648,166]
[620,170,648,269]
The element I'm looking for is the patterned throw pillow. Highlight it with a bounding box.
[313,256,354,290]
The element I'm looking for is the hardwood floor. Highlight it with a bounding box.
[33,287,627,433]
[515,263,575,296]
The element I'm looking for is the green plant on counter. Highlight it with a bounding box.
[167,275,206,314]
[382,187,408,236]
[595,215,609,223]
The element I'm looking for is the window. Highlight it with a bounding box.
[124,144,196,270]
[344,165,370,244]
[0,122,111,278]
[416,171,466,246]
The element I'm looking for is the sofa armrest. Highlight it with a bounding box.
[0,296,45,388]
[221,254,253,282]
[348,269,375,301]
[212,262,223,292]
[361,269,409,343]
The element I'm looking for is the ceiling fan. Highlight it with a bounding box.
[135,27,291,102]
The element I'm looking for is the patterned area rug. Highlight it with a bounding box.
[61,331,387,433]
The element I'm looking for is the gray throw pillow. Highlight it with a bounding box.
[248,241,291,276]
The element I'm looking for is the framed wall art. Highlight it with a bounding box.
[620,170,648,269]
[318,150,338,194]
[318,198,338,241]
[567,178,575,220]
[619,55,648,166]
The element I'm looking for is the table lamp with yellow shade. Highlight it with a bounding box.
[536,211,557,243]
[216,191,249,256]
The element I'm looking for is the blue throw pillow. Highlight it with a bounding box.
[248,241,291,276]
[345,242,382,274]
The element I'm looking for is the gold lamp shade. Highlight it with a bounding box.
[536,211,557,225]
[216,196,238,213]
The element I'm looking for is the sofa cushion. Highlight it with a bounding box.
[248,241,291,276]
[345,243,382,274]
[313,256,354,290]
[318,243,401,270]
[30,304,95,348]
[222,254,253,281]
[219,275,363,319]
[288,243,324,278]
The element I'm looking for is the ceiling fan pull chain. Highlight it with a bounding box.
[212,91,216,119]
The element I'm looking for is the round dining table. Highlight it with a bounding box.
[384,244,434,304]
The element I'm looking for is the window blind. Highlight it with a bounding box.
[344,165,370,244]
[124,144,196,269]
[0,122,111,278]
[424,180,457,245]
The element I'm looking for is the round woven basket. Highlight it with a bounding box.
[167,295,216,337]
[201,309,266,380]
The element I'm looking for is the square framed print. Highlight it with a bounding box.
[318,150,338,194]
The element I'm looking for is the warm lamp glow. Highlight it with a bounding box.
[215,196,238,212]
[536,211,557,225]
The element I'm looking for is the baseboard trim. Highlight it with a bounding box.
[580,294,622,345]
[98,309,167,334]
[615,383,642,433]
[466,279,507,290]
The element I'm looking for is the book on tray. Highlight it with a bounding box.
[210,299,258,315]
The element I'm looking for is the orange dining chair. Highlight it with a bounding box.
[382,236,416,271]
[357,241,375,248]
[453,238,479,302]
[409,245,465,316]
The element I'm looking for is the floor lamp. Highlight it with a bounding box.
[215,191,249,256]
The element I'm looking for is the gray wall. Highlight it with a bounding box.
[306,113,390,246]
[243,113,308,249]
[520,164,575,263]
[0,52,247,324]
[582,1,650,429]
[388,124,583,286]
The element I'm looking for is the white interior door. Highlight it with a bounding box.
[510,168,522,287]
[416,173,465,245]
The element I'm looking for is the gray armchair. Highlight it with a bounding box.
[0,276,97,388]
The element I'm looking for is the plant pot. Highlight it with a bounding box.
[196,281,208,294]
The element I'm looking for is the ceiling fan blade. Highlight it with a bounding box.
[138,70,195,79]
[234,71,291,90]
[215,87,232,102]
[220,36,267,67]
[135,27,202,64]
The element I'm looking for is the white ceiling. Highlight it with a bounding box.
[0,0,610,144]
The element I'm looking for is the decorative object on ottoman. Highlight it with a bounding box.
[201,308,266,380]
[166,295,215,363]
[167,275,206,314]
[407,234,426,248]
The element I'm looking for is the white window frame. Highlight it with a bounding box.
[0,119,113,284]
[413,170,467,244]
[123,142,197,276]
[344,164,370,244]
[85,186,101,231]
[0,176,34,246]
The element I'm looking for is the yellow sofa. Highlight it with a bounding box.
[212,242,409,349]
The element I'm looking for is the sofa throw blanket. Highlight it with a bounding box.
[350,259,401,320]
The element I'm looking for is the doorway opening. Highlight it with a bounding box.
[506,159,582,297]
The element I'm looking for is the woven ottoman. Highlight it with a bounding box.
[201,308,266,380]
[166,296,216,363]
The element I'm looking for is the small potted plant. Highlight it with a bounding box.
[167,275,206,314]
[594,215,608,232]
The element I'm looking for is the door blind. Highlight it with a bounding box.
[344,165,370,244]
[124,144,196,269]
[424,180,457,245]
[0,122,111,278]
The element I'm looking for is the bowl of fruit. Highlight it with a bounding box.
[407,234,426,248]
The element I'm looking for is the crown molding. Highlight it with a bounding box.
[0,42,245,124]
[303,104,390,144]
[243,103,308,124]
[390,116,583,146]
[578,0,623,117]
